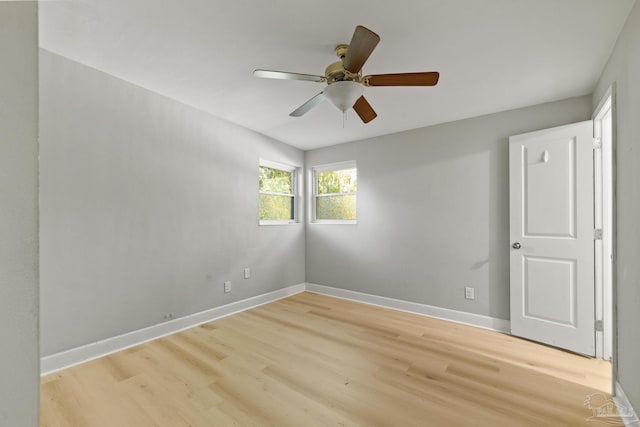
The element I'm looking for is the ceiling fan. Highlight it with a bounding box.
[253,25,439,124]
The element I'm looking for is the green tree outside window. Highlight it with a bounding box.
[314,166,357,221]
[259,165,295,221]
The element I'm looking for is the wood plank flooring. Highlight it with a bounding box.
[41,292,617,426]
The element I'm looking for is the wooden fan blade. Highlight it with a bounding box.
[342,25,380,73]
[365,72,440,86]
[254,69,325,83]
[353,96,377,123]
[290,92,325,117]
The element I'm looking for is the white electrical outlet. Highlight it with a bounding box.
[465,287,475,300]
[224,281,231,293]
[244,268,251,279]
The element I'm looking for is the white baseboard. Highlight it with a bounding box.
[41,282,512,375]
[305,283,511,333]
[615,382,640,426]
[40,283,306,376]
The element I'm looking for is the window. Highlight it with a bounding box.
[259,160,298,224]
[312,161,357,223]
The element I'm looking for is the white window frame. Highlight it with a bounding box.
[259,159,299,225]
[310,160,357,224]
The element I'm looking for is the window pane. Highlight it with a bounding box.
[259,166,292,194]
[316,195,356,220]
[317,168,357,194]
[260,194,294,220]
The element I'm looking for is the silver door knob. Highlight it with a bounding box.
[512,242,521,249]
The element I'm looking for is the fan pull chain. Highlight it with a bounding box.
[342,111,347,128]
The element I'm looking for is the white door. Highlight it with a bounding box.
[509,121,595,356]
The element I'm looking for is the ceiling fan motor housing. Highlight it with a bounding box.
[325,61,347,83]
[325,44,362,84]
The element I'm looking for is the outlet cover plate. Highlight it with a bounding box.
[465,287,475,300]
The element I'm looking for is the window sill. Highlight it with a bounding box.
[259,220,300,226]
[310,220,357,225]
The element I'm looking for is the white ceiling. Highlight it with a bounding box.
[39,0,635,150]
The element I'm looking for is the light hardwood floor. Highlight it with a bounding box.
[41,292,617,426]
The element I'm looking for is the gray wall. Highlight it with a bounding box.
[593,0,640,411]
[0,2,40,425]
[39,50,305,356]
[305,96,592,320]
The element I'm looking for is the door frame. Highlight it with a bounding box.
[593,84,617,393]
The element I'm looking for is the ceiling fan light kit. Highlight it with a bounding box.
[253,25,439,124]
[324,81,363,112]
